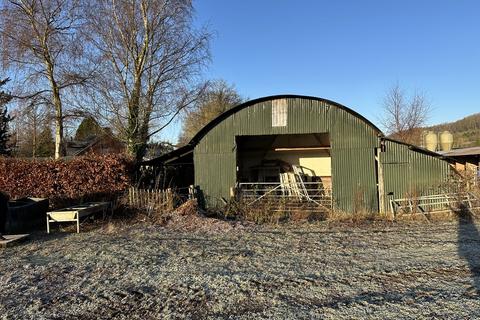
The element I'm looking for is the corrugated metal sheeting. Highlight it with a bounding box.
[381,139,451,212]
[195,96,381,211]
[192,95,452,212]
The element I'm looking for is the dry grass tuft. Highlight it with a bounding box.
[219,198,380,225]
[101,221,120,234]
[140,199,251,233]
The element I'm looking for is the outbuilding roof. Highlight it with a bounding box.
[142,144,193,166]
[382,137,456,163]
[438,146,480,157]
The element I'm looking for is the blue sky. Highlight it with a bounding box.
[165,1,480,142]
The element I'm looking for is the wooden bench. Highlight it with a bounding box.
[46,202,110,233]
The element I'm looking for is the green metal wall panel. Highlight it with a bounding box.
[194,152,236,207]
[194,97,381,211]
[381,139,451,212]
[331,148,379,211]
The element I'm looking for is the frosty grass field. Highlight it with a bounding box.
[1,218,480,319]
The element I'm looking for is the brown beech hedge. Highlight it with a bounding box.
[0,154,134,207]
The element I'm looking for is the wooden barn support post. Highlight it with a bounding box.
[376,147,386,215]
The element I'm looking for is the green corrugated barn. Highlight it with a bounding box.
[144,95,453,213]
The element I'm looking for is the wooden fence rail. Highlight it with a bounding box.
[128,187,175,212]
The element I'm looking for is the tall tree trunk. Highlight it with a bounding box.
[126,76,143,160]
[54,105,64,159]
[46,61,65,159]
[126,99,140,159]
[32,114,36,158]
[136,94,154,161]
[52,85,65,159]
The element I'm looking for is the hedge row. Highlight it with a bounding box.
[0,154,134,207]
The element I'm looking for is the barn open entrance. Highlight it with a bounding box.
[236,133,332,210]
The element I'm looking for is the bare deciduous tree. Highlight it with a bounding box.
[380,84,432,144]
[179,80,243,145]
[86,0,210,160]
[16,101,52,157]
[0,0,89,158]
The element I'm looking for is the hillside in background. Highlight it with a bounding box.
[425,113,480,148]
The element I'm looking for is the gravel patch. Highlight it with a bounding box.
[1,220,480,319]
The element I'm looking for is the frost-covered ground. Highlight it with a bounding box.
[1,220,480,319]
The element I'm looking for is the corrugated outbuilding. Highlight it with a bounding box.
[144,95,453,213]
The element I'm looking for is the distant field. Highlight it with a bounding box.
[1,220,480,319]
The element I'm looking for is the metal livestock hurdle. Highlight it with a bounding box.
[238,181,333,211]
[390,192,480,216]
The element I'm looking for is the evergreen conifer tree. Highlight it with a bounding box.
[75,116,103,141]
[36,125,55,157]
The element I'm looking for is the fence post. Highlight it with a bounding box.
[390,200,395,217]
[128,187,131,207]
[166,188,172,210]
[133,187,136,207]
[467,193,473,209]
[188,185,195,200]
[128,187,179,212]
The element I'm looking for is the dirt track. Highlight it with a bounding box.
[1,220,480,319]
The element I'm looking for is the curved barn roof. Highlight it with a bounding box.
[188,94,383,146]
[142,95,384,166]
[142,95,454,168]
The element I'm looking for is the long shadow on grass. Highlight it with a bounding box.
[457,208,480,294]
